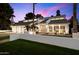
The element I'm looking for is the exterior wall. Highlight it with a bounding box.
[38,23,69,35]
[65,24,69,34]
[38,24,47,33]
[47,23,69,35]
[11,26,17,33]
[11,25,26,34]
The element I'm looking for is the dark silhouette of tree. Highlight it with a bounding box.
[56,10,61,16]
[69,16,79,33]
[25,12,35,20]
[69,16,73,34]
[0,3,14,30]
[72,3,78,32]
[24,12,35,31]
[36,14,43,18]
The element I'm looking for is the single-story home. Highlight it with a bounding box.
[38,15,70,35]
[11,15,70,35]
[10,19,39,34]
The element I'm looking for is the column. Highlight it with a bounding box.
[59,25,61,34]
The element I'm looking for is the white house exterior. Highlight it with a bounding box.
[10,19,39,34]
[38,15,70,35]
[11,25,26,34]
[11,15,70,35]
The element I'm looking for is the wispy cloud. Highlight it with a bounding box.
[37,3,67,17]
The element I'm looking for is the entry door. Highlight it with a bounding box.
[40,25,47,33]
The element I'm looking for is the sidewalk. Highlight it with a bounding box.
[0,39,9,44]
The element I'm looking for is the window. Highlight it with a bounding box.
[60,26,65,29]
[49,26,52,32]
[54,26,59,34]
[54,26,59,30]
[60,26,65,33]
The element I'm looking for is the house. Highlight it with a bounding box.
[11,22,27,34]
[11,15,70,35]
[38,15,70,35]
[10,19,39,34]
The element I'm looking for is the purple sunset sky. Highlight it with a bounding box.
[10,3,79,22]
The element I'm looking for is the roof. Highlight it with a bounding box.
[40,17,49,23]
[49,15,66,19]
[11,21,36,26]
[48,19,69,24]
[40,20,46,23]
[39,15,69,24]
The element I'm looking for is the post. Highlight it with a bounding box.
[33,3,35,32]
[32,3,37,34]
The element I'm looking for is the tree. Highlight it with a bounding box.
[0,3,14,30]
[24,12,35,31]
[36,14,43,19]
[25,12,35,20]
[69,16,73,34]
[56,10,61,16]
[69,16,78,34]
[72,3,78,32]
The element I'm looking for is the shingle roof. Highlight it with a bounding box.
[11,21,36,26]
[48,19,69,24]
[40,17,49,23]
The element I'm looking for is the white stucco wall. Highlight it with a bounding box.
[38,24,47,32]
[65,24,69,34]
[47,23,69,34]
[11,25,26,34]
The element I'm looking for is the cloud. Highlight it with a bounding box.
[37,3,67,17]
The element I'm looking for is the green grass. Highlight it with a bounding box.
[0,39,79,55]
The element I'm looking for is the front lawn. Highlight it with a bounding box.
[0,39,79,55]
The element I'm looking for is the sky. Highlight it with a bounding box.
[10,3,79,22]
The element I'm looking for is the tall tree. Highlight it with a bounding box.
[25,12,35,21]
[72,3,78,33]
[24,12,35,30]
[69,16,73,34]
[0,3,14,30]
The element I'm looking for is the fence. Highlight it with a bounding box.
[73,32,79,39]
[0,30,12,33]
